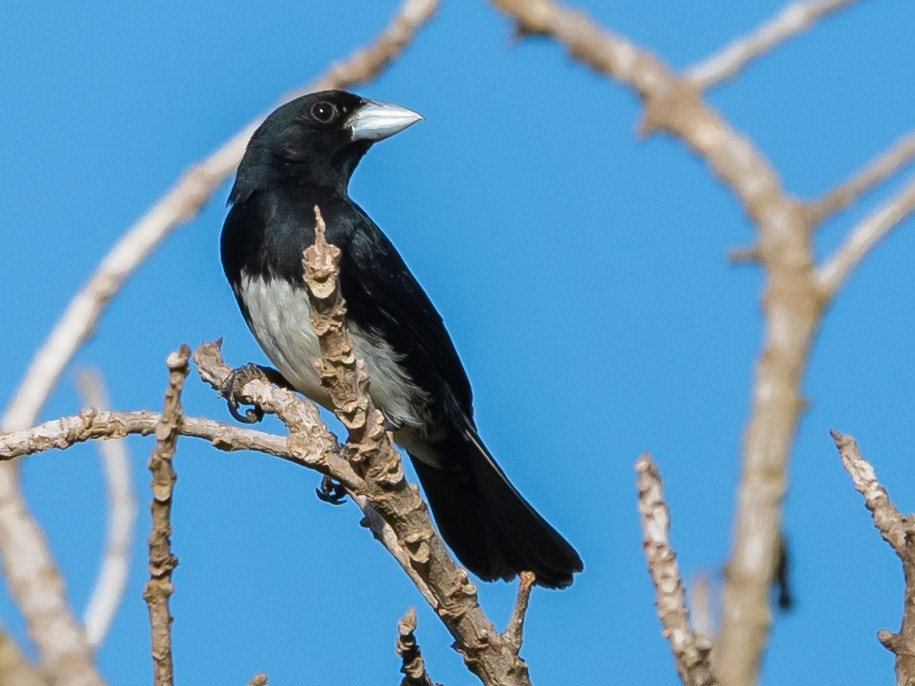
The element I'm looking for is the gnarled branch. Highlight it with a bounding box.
[302,206,531,686]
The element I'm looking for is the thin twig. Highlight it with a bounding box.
[396,608,438,686]
[302,207,531,686]
[76,370,137,648]
[809,132,915,221]
[144,347,190,686]
[0,2,439,679]
[502,571,536,654]
[636,454,717,686]
[829,430,915,683]
[817,175,915,296]
[686,0,858,89]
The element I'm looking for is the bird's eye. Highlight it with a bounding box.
[310,101,337,124]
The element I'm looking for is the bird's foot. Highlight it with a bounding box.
[220,363,273,423]
[316,476,348,505]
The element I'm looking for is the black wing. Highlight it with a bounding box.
[335,204,474,421]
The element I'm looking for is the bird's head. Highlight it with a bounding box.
[230,90,422,203]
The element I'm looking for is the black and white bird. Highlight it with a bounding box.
[221,90,582,588]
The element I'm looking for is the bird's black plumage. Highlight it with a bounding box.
[221,90,583,588]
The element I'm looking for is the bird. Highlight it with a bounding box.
[220,90,582,588]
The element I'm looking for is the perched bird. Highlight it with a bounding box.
[221,90,582,588]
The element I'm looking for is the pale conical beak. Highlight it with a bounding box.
[348,99,423,142]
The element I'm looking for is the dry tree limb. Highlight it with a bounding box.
[396,608,438,686]
[489,2,911,684]
[192,343,445,606]
[830,431,915,683]
[686,0,858,89]
[636,454,717,686]
[76,370,138,648]
[302,207,531,686]
[816,176,915,297]
[0,1,438,675]
[491,2,809,682]
[809,133,915,221]
[0,410,308,466]
[143,347,191,686]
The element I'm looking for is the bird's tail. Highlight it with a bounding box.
[409,431,582,589]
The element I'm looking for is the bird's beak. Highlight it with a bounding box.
[348,99,423,142]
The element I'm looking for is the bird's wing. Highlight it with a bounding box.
[337,206,474,419]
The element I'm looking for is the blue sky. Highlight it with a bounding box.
[1,1,914,684]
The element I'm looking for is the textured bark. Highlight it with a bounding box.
[302,207,532,686]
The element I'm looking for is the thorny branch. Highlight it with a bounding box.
[144,347,190,686]
[489,1,914,684]
[0,0,438,675]
[636,454,717,686]
[302,206,532,686]
[830,431,915,684]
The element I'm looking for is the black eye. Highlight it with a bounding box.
[310,101,337,124]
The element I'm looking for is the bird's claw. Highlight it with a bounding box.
[221,363,269,424]
[316,476,348,505]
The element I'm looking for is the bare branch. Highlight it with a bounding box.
[396,608,438,686]
[76,370,137,648]
[0,3,438,679]
[830,430,915,682]
[302,207,531,686]
[686,0,858,89]
[636,454,717,686]
[502,572,536,654]
[144,346,190,686]
[809,133,915,221]
[193,341,453,608]
[816,175,915,296]
[485,3,850,683]
[829,430,906,554]
[0,410,290,463]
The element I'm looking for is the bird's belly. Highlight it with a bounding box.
[237,273,428,429]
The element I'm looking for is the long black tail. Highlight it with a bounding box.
[409,431,582,589]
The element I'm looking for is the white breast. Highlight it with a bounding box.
[237,273,428,430]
